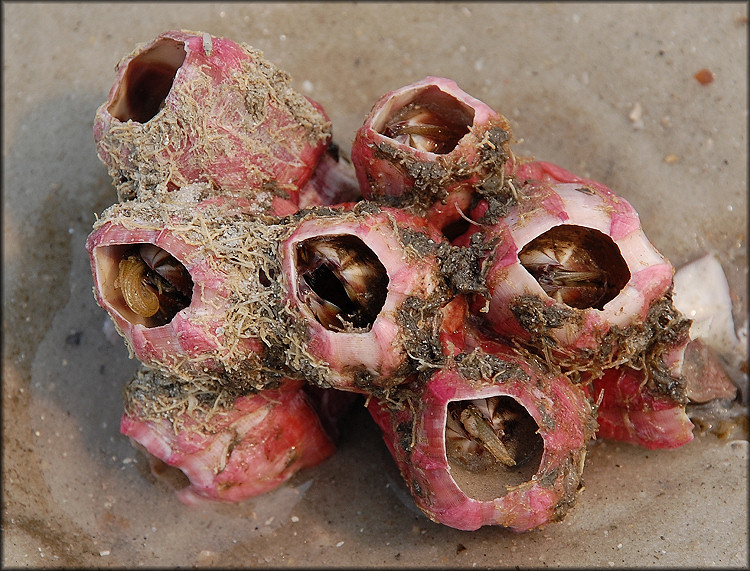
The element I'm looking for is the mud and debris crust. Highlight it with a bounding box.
[397,296,450,372]
[372,142,454,208]
[549,454,588,522]
[437,232,496,298]
[608,289,692,403]
[474,125,517,223]
[474,182,517,225]
[398,220,492,299]
[510,294,581,336]
[454,349,529,386]
[123,365,237,432]
[507,289,691,404]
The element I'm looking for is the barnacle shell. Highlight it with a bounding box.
[279,203,457,392]
[85,191,292,391]
[94,29,332,202]
[368,340,596,532]
[120,366,337,504]
[584,364,694,449]
[351,76,516,233]
[460,161,686,376]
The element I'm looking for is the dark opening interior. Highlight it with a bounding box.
[379,85,475,154]
[108,38,187,123]
[295,235,389,332]
[441,217,472,242]
[518,224,631,310]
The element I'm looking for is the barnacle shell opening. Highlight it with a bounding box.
[445,396,544,501]
[294,235,389,332]
[94,242,193,328]
[371,84,475,155]
[108,38,187,123]
[484,181,674,346]
[519,224,631,310]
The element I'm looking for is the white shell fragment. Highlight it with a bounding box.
[673,253,747,367]
[202,32,213,56]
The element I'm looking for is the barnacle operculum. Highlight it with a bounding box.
[376,85,475,154]
[100,243,193,328]
[295,235,389,331]
[518,225,630,310]
[446,396,543,500]
[108,38,187,123]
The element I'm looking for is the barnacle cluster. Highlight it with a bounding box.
[86,30,738,530]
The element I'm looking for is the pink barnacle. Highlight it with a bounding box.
[120,367,340,504]
[279,203,460,393]
[367,340,595,532]
[94,30,332,202]
[584,365,694,449]
[85,193,292,390]
[350,76,516,235]
[458,161,687,378]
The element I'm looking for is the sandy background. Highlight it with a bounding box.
[3,2,747,567]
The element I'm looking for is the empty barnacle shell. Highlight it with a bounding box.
[121,365,339,505]
[93,29,332,202]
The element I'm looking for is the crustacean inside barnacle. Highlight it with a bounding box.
[445,396,544,498]
[116,243,193,327]
[380,86,474,154]
[108,37,186,124]
[518,225,631,310]
[295,235,389,331]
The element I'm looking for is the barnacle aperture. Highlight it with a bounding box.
[114,244,193,327]
[295,235,389,332]
[379,86,474,154]
[108,37,187,123]
[518,225,630,310]
[446,396,543,500]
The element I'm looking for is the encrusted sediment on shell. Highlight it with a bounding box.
[453,347,530,386]
[506,288,691,392]
[123,363,237,431]
[596,288,691,400]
